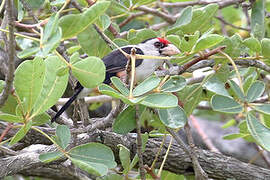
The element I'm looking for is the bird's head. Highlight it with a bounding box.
[139,37,180,56]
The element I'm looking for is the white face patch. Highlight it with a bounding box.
[134,39,165,82]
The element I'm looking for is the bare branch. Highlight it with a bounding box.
[135,6,176,24]
[2,131,270,179]
[162,0,246,9]
[0,1,15,108]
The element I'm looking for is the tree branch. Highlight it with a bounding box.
[1,131,270,179]
[0,1,15,108]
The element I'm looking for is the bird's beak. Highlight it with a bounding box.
[161,44,180,56]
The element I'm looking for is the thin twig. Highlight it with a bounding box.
[162,0,246,9]
[184,123,208,180]
[0,1,15,108]
[119,12,146,28]
[135,104,146,180]
[135,6,175,24]
[190,115,220,153]
[157,136,173,177]
[0,123,13,143]
[215,16,250,31]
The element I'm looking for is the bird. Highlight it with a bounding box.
[52,37,180,122]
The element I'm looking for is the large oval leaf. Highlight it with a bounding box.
[113,106,136,134]
[14,57,45,113]
[193,34,224,52]
[9,121,32,145]
[77,26,111,57]
[32,56,69,116]
[252,104,270,115]
[0,113,23,123]
[161,76,186,92]
[133,76,161,97]
[140,93,178,108]
[59,1,110,39]
[158,106,187,128]
[203,76,230,97]
[211,94,243,113]
[71,56,105,88]
[246,81,265,102]
[69,142,116,176]
[247,113,270,151]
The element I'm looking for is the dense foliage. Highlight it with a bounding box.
[1,0,270,179]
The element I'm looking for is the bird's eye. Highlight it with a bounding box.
[154,42,165,48]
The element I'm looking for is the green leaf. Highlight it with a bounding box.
[251,0,265,39]
[9,121,32,145]
[243,36,262,53]
[261,38,270,58]
[161,76,186,92]
[167,6,193,34]
[167,35,181,49]
[71,56,105,88]
[59,1,111,39]
[77,26,111,57]
[133,76,161,97]
[111,77,129,96]
[158,106,187,128]
[179,84,202,116]
[17,47,40,59]
[33,56,69,116]
[56,125,71,149]
[179,4,218,34]
[253,104,270,115]
[42,13,60,44]
[223,133,248,140]
[178,31,200,52]
[239,120,255,142]
[17,0,23,21]
[113,38,129,47]
[69,143,116,176]
[71,157,108,176]
[129,29,157,44]
[113,106,136,134]
[229,34,242,57]
[38,27,62,57]
[0,95,18,115]
[193,34,224,52]
[95,14,111,30]
[97,174,124,180]
[0,113,23,123]
[246,81,265,102]
[118,144,130,174]
[228,80,245,101]
[247,113,270,151]
[222,119,236,129]
[203,75,230,97]
[14,57,45,113]
[39,151,63,163]
[140,93,178,109]
[32,112,50,126]
[211,95,243,113]
[243,73,257,93]
[98,84,145,105]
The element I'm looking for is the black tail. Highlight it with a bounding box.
[51,85,84,123]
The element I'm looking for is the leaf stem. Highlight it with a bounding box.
[0,28,40,42]
[219,51,244,93]
[157,135,173,177]
[129,48,136,99]
[151,134,166,169]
